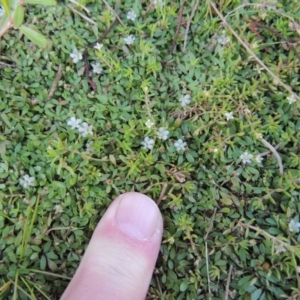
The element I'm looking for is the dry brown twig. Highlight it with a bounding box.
[245,19,300,61]
[170,2,185,54]
[204,208,217,240]
[143,0,155,20]
[260,142,281,157]
[209,1,300,102]
[102,0,124,26]
[68,0,90,14]
[48,64,62,99]
[260,138,284,174]
[225,265,233,300]
[157,183,168,206]
[67,5,96,25]
[183,0,199,51]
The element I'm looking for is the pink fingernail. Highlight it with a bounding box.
[115,193,160,241]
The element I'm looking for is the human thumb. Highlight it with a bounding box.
[61,192,163,300]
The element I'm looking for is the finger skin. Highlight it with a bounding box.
[61,192,163,300]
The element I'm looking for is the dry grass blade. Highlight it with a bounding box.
[48,64,62,99]
[170,2,185,54]
[67,5,96,25]
[102,0,124,26]
[183,0,199,52]
[260,138,284,174]
[225,265,233,300]
[68,0,90,14]
[209,1,300,102]
[205,242,212,300]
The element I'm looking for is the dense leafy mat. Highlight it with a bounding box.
[0,0,300,299]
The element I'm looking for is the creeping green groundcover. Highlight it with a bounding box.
[0,0,300,299]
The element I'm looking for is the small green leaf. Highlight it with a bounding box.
[251,289,263,300]
[220,198,233,206]
[23,0,56,5]
[109,154,116,166]
[13,6,24,27]
[19,25,48,48]
[1,113,12,128]
[179,281,189,292]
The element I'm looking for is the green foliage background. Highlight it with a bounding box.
[0,0,300,299]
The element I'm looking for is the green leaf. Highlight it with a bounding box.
[23,0,56,5]
[47,257,58,271]
[179,281,189,292]
[13,5,24,27]
[1,113,12,128]
[251,289,263,300]
[268,227,281,235]
[0,0,10,16]
[19,25,48,48]
[238,275,253,287]
[220,198,233,206]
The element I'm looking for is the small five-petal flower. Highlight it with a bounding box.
[179,95,191,107]
[94,43,103,50]
[289,219,300,233]
[91,62,103,74]
[19,174,35,189]
[78,122,93,137]
[70,48,83,63]
[174,139,187,152]
[67,117,82,130]
[124,35,135,45]
[127,10,137,21]
[224,112,234,121]
[141,137,155,150]
[287,95,296,104]
[157,128,169,141]
[145,119,154,128]
[240,152,253,164]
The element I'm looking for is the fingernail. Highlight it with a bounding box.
[115,193,160,241]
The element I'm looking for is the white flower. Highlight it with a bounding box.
[289,219,300,233]
[255,155,263,163]
[54,204,63,214]
[287,95,296,104]
[224,112,234,121]
[141,137,155,150]
[145,119,154,128]
[19,174,35,189]
[179,94,191,107]
[91,62,103,74]
[86,141,94,153]
[70,48,83,63]
[94,43,103,50]
[174,139,187,152]
[217,32,230,45]
[124,35,135,45]
[213,148,218,153]
[153,0,164,8]
[0,5,4,17]
[274,243,286,254]
[78,122,93,137]
[240,152,253,164]
[157,127,169,141]
[127,10,137,21]
[67,117,82,130]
